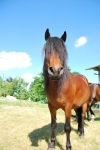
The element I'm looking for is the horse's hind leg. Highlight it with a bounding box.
[77,103,87,137]
[48,103,57,150]
[76,107,83,136]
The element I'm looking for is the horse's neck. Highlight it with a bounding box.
[47,80,58,91]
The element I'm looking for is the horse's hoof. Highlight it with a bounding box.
[47,142,55,150]
[79,135,84,139]
[66,147,72,150]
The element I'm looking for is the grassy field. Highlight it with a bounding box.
[0,97,100,150]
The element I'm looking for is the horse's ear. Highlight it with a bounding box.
[45,28,50,41]
[61,31,67,42]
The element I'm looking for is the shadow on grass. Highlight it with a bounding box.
[28,123,65,150]
[28,122,78,150]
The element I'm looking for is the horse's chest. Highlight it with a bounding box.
[46,90,68,108]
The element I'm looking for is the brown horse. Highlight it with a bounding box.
[43,29,90,150]
[87,83,100,120]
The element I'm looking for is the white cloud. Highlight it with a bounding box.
[0,51,32,70]
[22,73,35,84]
[22,73,36,89]
[75,36,87,48]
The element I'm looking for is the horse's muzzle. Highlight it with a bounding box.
[48,66,63,81]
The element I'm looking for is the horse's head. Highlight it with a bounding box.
[43,29,67,81]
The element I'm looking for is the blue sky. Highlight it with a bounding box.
[0,0,100,84]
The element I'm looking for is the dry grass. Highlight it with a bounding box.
[0,97,100,150]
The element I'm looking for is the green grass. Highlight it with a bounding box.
[0,97,100,150]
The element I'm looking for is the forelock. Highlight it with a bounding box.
[43,37,68,65]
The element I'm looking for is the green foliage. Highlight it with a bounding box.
[29,72,47,103]
[0,76,28,100]
[68,66,71,71]
[12,77,28,100]
[72,71,80,74]
[68,66,80,74]
[3,81,13,96]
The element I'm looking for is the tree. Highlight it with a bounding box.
[29,72,47,103]
[3,81,13,96]
[6,76,13,82]
[72,71,80,74]
[0,76,29,99]
[0,76,13,96]
[12,77,28,100]
[68,66,80,74]
[0,76,3,96]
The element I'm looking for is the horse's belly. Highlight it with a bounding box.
[72,92,89,109]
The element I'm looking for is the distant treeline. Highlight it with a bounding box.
[0,72,47,103]
[0,68,79,103]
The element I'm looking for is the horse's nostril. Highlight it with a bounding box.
[49,67,54,73]
[48,67,54,75]
[48,66,63,77]
[61,67,63,70]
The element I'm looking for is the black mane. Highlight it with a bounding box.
[43,37,69,92]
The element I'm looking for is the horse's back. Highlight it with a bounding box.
[72,73,89,92]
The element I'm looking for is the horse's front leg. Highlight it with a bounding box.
[64,106,72,150]
[89,104,95,116]
[87,105,95,121]
[87,106,91,121]
[48,103,57,150]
